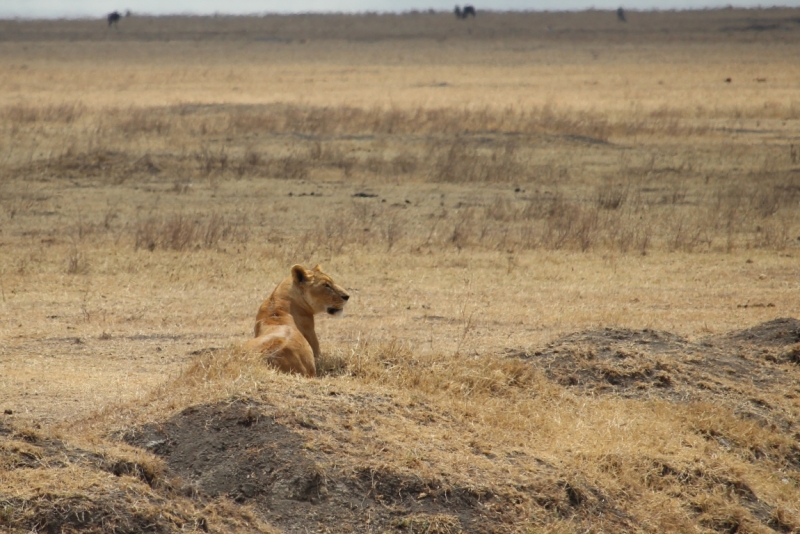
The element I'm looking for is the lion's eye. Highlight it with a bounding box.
[324,283,332,290]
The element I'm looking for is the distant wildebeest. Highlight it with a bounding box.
[616,7,626,22]
[454,5,476,19]
[107,11,121,27]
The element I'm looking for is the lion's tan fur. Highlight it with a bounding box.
[244,264,349,377]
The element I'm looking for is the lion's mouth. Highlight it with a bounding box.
[327,307,343,315]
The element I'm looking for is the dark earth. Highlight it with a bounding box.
[508,318,800,426]
[120,400,516,533]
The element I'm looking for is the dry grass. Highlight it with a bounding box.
[2,8,800,534]
[3,101,798,254]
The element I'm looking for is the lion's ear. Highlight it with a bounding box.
[313,264,322,272]
[291,265,308,284]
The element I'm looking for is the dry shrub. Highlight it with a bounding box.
[595,181,629,210]
[389,152,419,175]
[16,144,168,184]
[447,208,478,249]
[312,144,410,179]
[2,103,84,124]
[312,212,354,257]
[750,219,793,250]
[270,155,310,180]
[65,245,89,275]
[194,145,229,175]
[230,148,311,180]
[227,106,280,133]
[116,108,172,135]
[703,175,800,251]
[133,212,249,251]
[750,177,800,219]
[468,193,653,253]
[667,214,711,252]
[382,211,406,251]
[292,208,360,259]
[297,203,411,257]
[198,104,676,139]
[429,138,525,183]
[235,148,262,177]
[44,146,119,177]
[528,106,612,141]
[539,199,599,251]
[295,191,664,254]
[0,185,51,221]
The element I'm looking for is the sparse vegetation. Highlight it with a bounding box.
[1,8,800,534]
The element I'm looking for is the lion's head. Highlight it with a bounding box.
[292,264,350,316]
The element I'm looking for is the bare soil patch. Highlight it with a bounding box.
[120,400,510,533]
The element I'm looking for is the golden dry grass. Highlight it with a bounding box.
[1,8,800,534]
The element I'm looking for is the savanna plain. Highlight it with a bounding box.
[1,8,800,533]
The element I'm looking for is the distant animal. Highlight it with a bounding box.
[454,5,476,19]
[244,264,349,378]
[107,11,121,27]
[616,7,626,22]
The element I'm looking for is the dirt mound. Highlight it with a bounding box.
[507,319,800,429]
[121,400,520,533]
[9,319,793,533]
[122,401,315,504]
[0,425,245,534]
[116,398,645,532]
[508,327,696,396]
[716,317,800,348]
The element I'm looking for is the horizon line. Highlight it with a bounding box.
[2,4,798,21]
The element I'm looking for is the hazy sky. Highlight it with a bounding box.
[2,0,799,18]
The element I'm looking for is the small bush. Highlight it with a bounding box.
[133,212,248,251]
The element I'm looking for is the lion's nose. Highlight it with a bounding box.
[342,294,350,301]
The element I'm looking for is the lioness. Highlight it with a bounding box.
[244,264,349,377]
